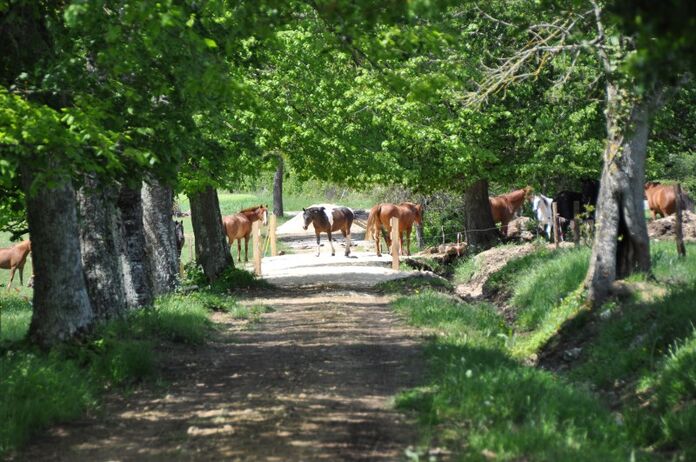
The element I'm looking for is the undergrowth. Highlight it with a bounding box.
[393,291,634,461]
[182,263,270,293]
[394,241,696,460]
[0,291,219,457]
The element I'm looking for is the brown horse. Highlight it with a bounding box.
[644,181,694,219]
[222,205,268,262]
[489,186,533,235]
[302,206,354,257]
[0,240,32,290]
[365,202,423,257]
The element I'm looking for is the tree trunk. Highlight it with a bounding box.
[463,179,499,250]
[585,84,653,306]
[21,169,94,346]
[273,156,284,217]
[77,175,127,321]
[141,179,179,295]
[188,186,233,281]
[117,185,154,308]
[415,223,425,250]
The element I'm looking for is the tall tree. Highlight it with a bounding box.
[142,179,179,295]
[273,155,284,217]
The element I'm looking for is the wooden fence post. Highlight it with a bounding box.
[189,236,195,263]
[552,202,560,250]
[441,226,445,245]
[391,217,400,270]
[675,184,686,257]
[573,201,580,246]
[270,213,277,257]
[253,220,262,275]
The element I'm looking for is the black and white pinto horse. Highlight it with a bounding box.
[302,205,354,257]
[531,194,554,239]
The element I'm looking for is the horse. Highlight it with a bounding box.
[302,206,354,257]
[174,220,185,258]
[531,194,554,239]
[0,240,32,290]
[489,186,533,235]
[644,181,694,219]
[222,205,268,262]
[365,202,423,257]
[552,179,600,240]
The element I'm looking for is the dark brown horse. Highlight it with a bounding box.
[365,202,423,257]
[489,186,533,235]
[302,206,354,257]
[222,205,268,262]
[0,240,31,290]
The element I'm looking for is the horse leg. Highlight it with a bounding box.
[244,236,249,262]
[405,228,411,256]
[327,231,335,256]
[18,263,24,286]
[315,232,321,257]
[237,239,242,262]
[7,267,15,291]
[375,225,382,257]
[343,229,351,257]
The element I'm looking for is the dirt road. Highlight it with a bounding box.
[17,254,425,461]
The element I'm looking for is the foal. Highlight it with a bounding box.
[0,240,32,290]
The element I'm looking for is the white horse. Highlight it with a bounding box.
[532,194,554,239]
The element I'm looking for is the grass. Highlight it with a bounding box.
[393,291,634,461]
[376,275,453,295]
[393,241,696,461]
[0,290,218,457]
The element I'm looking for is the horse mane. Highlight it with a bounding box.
[239,204,265,213]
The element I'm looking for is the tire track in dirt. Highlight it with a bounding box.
[16,287,425,461]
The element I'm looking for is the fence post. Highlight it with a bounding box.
[270,213,277,257]
[552,202,560,250]
[573,201,580,246]
[189,236,195,263]
[391,217,400,270]
[253,220,262,276]
[441,225,445,245]
[675,184,686,257]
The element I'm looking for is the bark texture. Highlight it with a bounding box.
[117,185,154,308]
[22,170,94,346]
[585,85,653,306]
[273,157,284,217]
[188,186,233,281]
[77,175,127,321]
[463,179,499,250]
[142,179,179,295]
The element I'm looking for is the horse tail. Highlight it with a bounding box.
[365,204,381,241]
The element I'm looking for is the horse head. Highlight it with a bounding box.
[302,207,326,230]
[523,186,534,200]
[259,205,269,226]
[414,204,424,225]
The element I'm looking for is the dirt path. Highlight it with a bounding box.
[17,258,426,461]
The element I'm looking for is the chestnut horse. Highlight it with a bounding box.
[222,205,268,262]
[365,202,423,257]
[0,240,32,290]
[645,181,693,219]
[489,186,533,235]
[302,206,354,257]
